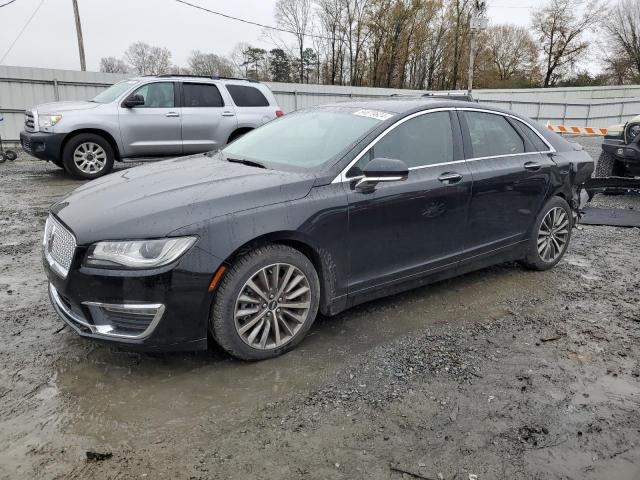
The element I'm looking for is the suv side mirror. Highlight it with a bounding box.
[123,94,145,108]
[356,157,409,191]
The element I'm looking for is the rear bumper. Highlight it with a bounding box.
[20,130,65,162]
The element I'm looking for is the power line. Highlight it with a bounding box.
[0,0,45,64]
[0,0,19,7]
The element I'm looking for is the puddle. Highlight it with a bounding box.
[54,264,540,446]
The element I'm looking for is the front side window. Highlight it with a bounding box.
[183,83,224,107]
[131,82,175,108]
[464,111,525,158]
[222,108,384,170]
[226,85,270,107]
[92,80,138,104]
[348,111,454,177]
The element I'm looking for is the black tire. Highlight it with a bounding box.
[521,196,573,271]
[62,133,114,179]
[594,151,618,178]
[210,244,320,360]
[4,150,17,161]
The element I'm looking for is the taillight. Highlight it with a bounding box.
[275,110,284,118]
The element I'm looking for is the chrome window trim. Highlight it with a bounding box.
[331,106,556,184]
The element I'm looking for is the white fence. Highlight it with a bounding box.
[2,65,640,142]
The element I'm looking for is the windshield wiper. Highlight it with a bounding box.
[226,158,266,169]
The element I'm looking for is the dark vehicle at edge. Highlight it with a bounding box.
[43,99,594,360]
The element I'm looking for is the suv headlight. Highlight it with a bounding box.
[84,237,197,269]
[38,114,63,128]
[627,123,640,142]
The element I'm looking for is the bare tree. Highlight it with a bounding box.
[484,25,538,82]
[275,0,312,83]
[603,0,640,82]
[125,42,172,75]
[187,50,235,77]
[532,0,602,87]
[99,56,129,74]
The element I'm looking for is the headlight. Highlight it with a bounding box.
[38,114,63,128]
[84,237,197,269]
[627,123,640,142]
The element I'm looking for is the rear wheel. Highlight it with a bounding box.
[62,133,114,179]
[521,196,572,271]
[594,151,619,178]
[210,245,320,360]
[4,150,17,161]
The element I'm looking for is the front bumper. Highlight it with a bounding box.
[44,240,221,352]
[20,130,66,162]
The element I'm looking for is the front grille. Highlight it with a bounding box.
[24,110,35,131]
[21,136,31,151]
[43,215,77,278]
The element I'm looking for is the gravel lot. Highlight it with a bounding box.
[1,137,640,479]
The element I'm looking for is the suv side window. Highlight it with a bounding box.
[183,83,224,107]
[131,82,175,108]
[226,85,270,107]
[347,111,454,177]
[514,120,550,152]
[464,111,525,158]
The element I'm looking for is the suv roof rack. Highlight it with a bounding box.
[155,74,259,83]
[422,92,475,102]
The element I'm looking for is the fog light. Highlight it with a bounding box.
[617,148,624,156]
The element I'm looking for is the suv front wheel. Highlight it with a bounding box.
[62,133,115,179]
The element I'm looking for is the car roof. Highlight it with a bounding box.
[316,98,489,114]
[131,74,262,84]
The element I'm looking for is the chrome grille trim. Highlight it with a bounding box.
[24,110,37,132]
[43,215,77,279]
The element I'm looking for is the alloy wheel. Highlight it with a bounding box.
[73,142,107,174]
[234,263,312,350]
[537,207,569,263]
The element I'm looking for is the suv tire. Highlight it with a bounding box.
[594,151,618,178]
[62,133,115,179]
[210,244,320,360]
[521,196,572,271]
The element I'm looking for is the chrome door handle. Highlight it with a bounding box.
[222,111,235,117]
[165,112,180,117]
[437,172,463,184]
[524,161,542,171]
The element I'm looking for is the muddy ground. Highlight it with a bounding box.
[1,137,639,480]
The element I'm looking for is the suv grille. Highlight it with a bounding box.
[43,215,77,279]
[24,110,35,131]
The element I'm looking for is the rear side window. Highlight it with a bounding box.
[131,82,175,108]
[226,85,270,107]
[464,111,525,158]
[515,121,550,152]
[348,111,454,176]
[183,83,224,107]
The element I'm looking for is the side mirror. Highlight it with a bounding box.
[123,94,145,108]
[356,157,409,191]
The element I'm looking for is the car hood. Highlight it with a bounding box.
[35,100,99,114]
[52,155,316,245]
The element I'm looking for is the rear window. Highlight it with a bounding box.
[515,121,550,152]
[226,85,270,107]
[183,83,224,107]
[464,111,525,158]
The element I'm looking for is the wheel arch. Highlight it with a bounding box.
[221,231,337,316]
[61,129,121,160]
[227,127,253,145]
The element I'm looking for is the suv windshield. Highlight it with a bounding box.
[91,80,139,103]
[222,107,390,170]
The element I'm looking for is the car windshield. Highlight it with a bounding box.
[91,80,139,103]
[222,108,390,170]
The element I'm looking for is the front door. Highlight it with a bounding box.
[459,110,555,256]
[345,110,472,294]
[118,81,182,157]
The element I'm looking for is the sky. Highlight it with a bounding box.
[0,0,597,72]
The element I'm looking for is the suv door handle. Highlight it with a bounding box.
[524,161,542,171]
[222,111,235,117]
[437,172,463,184]
[165,112,180,117]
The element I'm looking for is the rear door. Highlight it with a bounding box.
[459,109,555,256]
[118,81,182,157]
[180,82,237,154]
[345,110,472,293]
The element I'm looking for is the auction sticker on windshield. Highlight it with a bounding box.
[353,109,394,121]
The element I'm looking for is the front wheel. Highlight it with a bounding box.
[4,150,17,161]
[210,245,320,360]
[521,196,572,271]
[62,134,114,179]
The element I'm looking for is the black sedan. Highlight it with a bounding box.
[44,100,594,360]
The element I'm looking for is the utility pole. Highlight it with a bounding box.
[467,0,488,96]
[71,0,86,71]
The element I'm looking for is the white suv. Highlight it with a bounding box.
[20,75,283,179]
